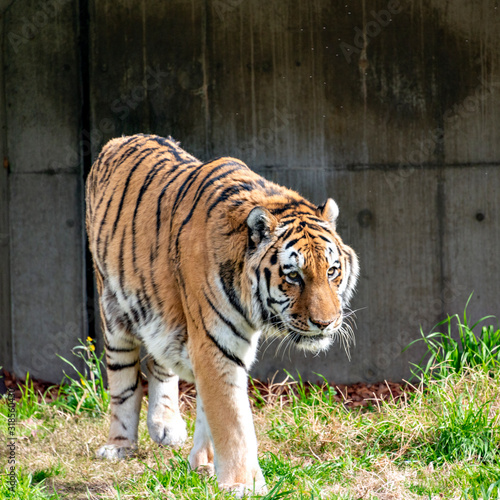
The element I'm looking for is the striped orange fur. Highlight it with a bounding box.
[86,134,359,495]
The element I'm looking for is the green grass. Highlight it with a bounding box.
[407,294,500,381]
[1,301,500,498]
[0,469,61,499]
[431,391,497,464]
[1,371,500,498]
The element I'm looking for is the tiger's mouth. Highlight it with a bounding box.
[288,321,341,337]
[286,320,354,356]
[289,329,333,352]
[268,316,339,351]
[292,331,326,342]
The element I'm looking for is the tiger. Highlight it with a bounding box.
[85,133,359,496]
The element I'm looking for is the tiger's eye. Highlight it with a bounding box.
[288,271,299,279]
[328,267,339,278]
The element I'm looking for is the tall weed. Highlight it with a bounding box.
[55,337,109,416]
[407,295,500,381]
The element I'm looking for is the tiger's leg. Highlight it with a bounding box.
[189,394,215,476]
[96,292,142,459]
[146,357,187,447]
[189,340,266,496]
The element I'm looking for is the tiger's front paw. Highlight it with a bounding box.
[194,463,215,477]
[96,443,136,460]
[148,417,187,447]
[219,480,268,498]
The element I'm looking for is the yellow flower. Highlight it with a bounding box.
[80,378,85,386]
[86,336,93,343]
[89,345,95,351]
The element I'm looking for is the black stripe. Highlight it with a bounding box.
[277,225,295,243]
[103,135,144,177]
[133,158,170,211]
[303,223,327,233]
[118,227,127,291]
[100,233,110,276]
[200,315,246,369]
[111,374,140,404]
[285,237,304,249]
[155,166,196,248]
[255,268,269,322]
[131,159,171,269]
[111,414,128,432]
[317,234,332,243]
[149,372,166,383]
[145,134,199,164]
[344,249,353,270]
[95,138,144,211]
[137,295,148,322]
[269,200,316,216]
[121,312,136,332]
[149,248,162,307]
[110,135,144,168]
[130,307,140,324]
[151,362,173,378]
[203,292,250,344]
[279,213,325,224]
[188,163,237,209]
[95,188,116,262]
[270,251,278,265]
[111,148,156,238]
[205,182,255,220]
[264,267,272,294]
[138,276,153,313]
[197,161,247,208]
[94,136,144,211]
[174,165,245,255]
[105,343,136,353]
[169,165,205,221]
[106,361,138,371]
[218,261,253,328]
[169,158,218,219]
[267,296,290,307]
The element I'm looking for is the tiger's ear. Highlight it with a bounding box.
[317,198,339,230]
[247,206,277,249]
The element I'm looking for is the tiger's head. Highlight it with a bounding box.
[246,198,359,354]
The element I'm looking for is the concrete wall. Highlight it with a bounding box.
[0,11,11,376]
[1,0,499,384]
[1,0,86,382]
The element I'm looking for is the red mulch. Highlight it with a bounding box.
[248,377,413,409]
[1,369,412,410]
[1,370,61,403]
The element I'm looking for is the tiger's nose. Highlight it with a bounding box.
[310,318,334,330]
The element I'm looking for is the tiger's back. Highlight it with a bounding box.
[86,133,359,495]
[86,134,200,332]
